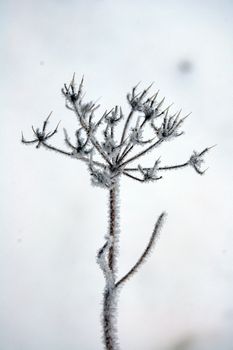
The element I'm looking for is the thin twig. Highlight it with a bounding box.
[120,139,163,167]
[72,102,112,166]
[124,162,189,172]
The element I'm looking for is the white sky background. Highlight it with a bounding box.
[1,0,233,349]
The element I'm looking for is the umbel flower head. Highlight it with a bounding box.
[22,74,214,188]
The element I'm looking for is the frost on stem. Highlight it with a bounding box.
[22,74,214,350]
[97,236,115,289]
[97,236,118,350]
[116,212,166,288]
[97,181,120,350]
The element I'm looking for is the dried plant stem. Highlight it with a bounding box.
[103,287,118,350]
[22,76,212,350]
[108,186,118,274]
[102,182,120,350]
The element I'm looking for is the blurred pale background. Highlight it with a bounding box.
[1,0,233,349]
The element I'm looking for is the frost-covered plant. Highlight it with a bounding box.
[22,74,213,350]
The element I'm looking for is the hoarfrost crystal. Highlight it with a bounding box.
[22,74,213,350]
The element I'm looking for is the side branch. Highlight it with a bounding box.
[119,109,134,149]
[124,162,189,172]
[72,102,112,166]
[115,212,166,288]
[41,142,74,156]
[41,142,107,169]
[120,139,163,167]
[122,171,145,182]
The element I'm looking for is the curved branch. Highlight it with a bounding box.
[115,212,166,288]
[122,171,144,182]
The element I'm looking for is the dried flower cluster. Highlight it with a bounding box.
[22,74,213,350]
[22,74,212,187]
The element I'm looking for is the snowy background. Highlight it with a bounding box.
[1,0,233,349]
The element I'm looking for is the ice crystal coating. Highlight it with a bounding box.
[189,146,215,175]
[90,165,116,189]
[105,106,123,126]
[22,74,212,188]
[151,109,188,140]
[138,158,162,182]
[22,74,213,350]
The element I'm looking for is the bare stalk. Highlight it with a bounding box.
[108,184,119,274]
[102,181,120,350]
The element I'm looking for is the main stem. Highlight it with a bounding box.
[108,184,118,274]
[103,181,120,350]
